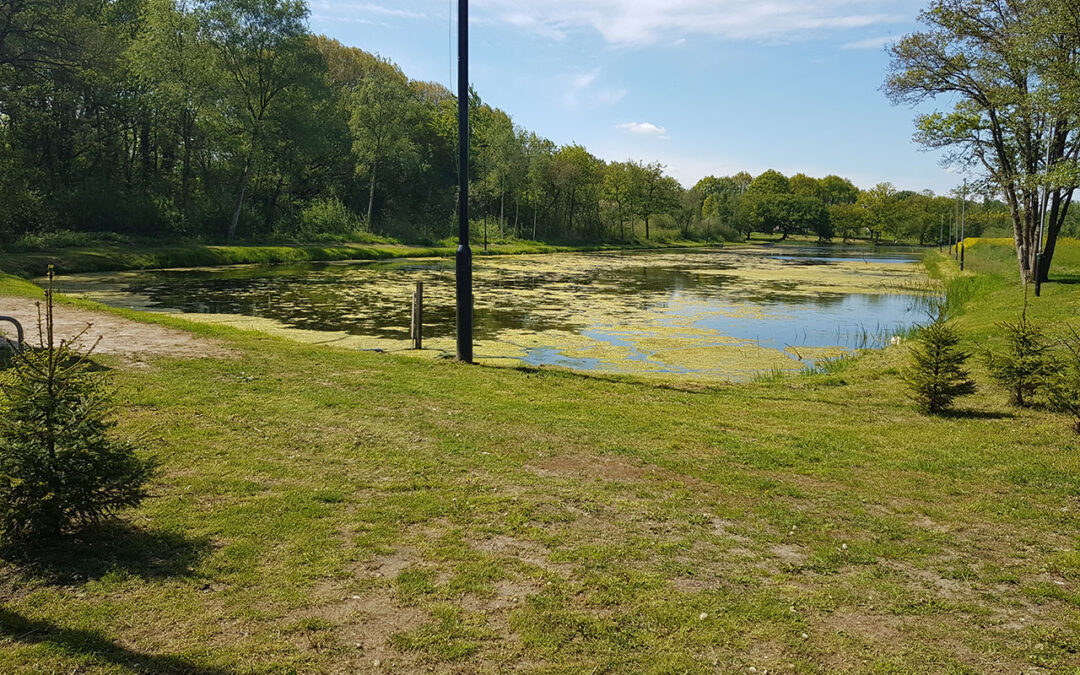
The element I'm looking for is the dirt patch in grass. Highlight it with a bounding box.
[0,297,231,362]
[471,535,572,577]
[356,547,423,581]
[460,578,538,617]
[880,559,970,598]
[294,590,429,673]
[821,609,906,641]
[529,454,707,489]
[769,543,808,566]
[529,454,651,482]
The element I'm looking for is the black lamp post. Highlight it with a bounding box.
[455,0,473,362]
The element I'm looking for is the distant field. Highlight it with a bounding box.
[0,240,1078,673]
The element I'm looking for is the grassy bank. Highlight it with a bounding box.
[0,239,725,277]
[0,234,928,277]
[0,241,1078,673]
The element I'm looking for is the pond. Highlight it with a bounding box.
[50,246,939,380]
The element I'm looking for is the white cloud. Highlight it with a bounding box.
[616,122,670,139]
[475,0,918,46]
[840,34,902,50]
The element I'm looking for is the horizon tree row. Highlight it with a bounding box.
[1,0,992,248]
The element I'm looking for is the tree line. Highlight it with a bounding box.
[695,171,1008,245]
[0,0,1003,249]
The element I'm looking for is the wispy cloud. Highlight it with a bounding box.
[309,2,428,21]
[840,34,902,50]
[616,122,669,139]
[476,0,918,46]
[563,69,627,110]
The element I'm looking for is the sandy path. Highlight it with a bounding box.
[0,297,232,361]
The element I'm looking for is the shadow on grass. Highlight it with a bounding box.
[938,408,1015,420]
[1049,274,1080,286]
[1,522,212,585]
[500,362,729,394]
[0,608,233,674]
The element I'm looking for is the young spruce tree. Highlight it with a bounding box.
[903,313,977,414]
[986,304,1057,407]
[1048,325,1080,434]
[0,269,153,545]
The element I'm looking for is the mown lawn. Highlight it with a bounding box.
[0,241,1079,673]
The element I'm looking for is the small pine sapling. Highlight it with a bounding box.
[0,268,153,546]
[903,313,977,414]
[1048,324,1080,434]
[986,304,1057,407]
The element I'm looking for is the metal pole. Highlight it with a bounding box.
[938,214,943,252]
[960,180,966,271]
[455,0,474,363]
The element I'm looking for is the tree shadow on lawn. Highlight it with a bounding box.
[938,408,1015,420]
[1,522,213,586]
[0,608,234,674]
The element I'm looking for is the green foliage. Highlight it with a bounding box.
[11,230,133,252]
[902,314,977,414]
[1048,325,1080,434]
[297,197,363,239]
[1064,209,1080,238]
[829,203,866,243]
[986,308,1058,407]
[857,182,898,243]
[0,273,153,545]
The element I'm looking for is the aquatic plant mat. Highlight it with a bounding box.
[1,241,1079,672]
[50,247,938,381]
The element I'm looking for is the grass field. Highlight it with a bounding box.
[0,240,1079,673]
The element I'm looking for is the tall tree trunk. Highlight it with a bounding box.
[266,173,285,230]
[228,154,253,242]
[645,215,650,240]
[366,159,378,227]
[1038,191,1072,283]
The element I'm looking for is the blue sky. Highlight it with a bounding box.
[308,0,959,195]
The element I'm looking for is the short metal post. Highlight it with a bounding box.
[411,282,423,350]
